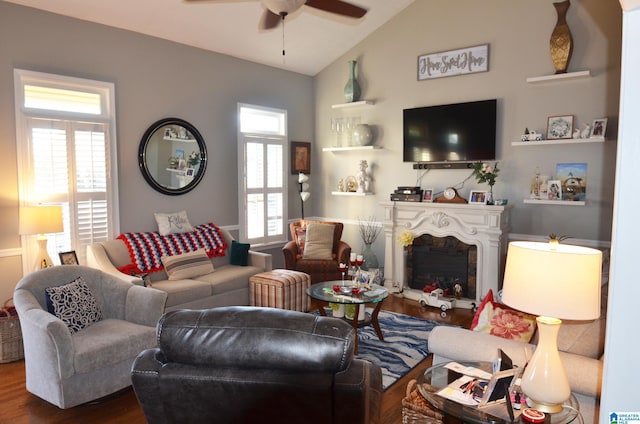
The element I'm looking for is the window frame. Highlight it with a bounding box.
[237,103,288,247]
[14,69,119,272]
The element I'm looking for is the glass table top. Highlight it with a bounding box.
[417,361,579,424]
[306,280,388,304]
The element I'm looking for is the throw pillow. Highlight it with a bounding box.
[45,277,103,333]
[230,240,250,266]
[154,210,194,236]
[302,223,335,260]
[471,289,537,343]
[162,248,214,280]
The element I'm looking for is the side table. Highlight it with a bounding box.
[306,281,388,354]
[417,361,580,424]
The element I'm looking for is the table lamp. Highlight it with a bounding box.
[501,241,601,413]
[298,172,310,220]
[19,205,64,271]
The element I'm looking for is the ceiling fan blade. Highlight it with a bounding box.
[305,0,367,18]
[259,8,282,30]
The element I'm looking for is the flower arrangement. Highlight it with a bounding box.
[358,216,382,244]
[471,162,500,187]
[187,151,201,167]
[397,231,414,247]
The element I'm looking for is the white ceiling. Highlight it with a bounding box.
[4,0,415,76]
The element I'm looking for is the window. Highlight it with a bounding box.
[238,104,287,246]
[14,69,119,271]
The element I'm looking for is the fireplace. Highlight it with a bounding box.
[381,201,511,302]
[407,235,477,299]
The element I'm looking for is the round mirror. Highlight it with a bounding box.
[138,118,208,195]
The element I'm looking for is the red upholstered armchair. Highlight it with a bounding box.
[283,220,351,284]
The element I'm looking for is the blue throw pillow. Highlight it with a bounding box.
[45,277,103,333]
[230,240,250,266]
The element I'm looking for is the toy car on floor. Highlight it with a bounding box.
[418,288,456,312]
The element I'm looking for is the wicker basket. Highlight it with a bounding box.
[401,379,444,424]
[0,298,24,363]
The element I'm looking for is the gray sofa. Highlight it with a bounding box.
[428,287,607,424]
[87,228,272,311]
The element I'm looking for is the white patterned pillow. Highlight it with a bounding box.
[161,248,214,280]
[154,210,194,236]
[45,277,103,333]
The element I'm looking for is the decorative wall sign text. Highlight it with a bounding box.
[418,44,489,80]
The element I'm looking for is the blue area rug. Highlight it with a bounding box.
[354,309,446,390]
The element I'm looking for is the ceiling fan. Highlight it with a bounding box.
[187,0,368,30]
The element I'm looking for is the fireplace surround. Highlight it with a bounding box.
[381,201,511,302]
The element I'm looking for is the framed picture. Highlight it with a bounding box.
[59,251,78,265]
[590,118,608,139]
[477,368,519,407]
[547,115,574,139]
[469,190,488,204]
[423,188,434,202]
[556,162,587,201]
[291,141,311,175]
[547,179,562,200]
[185,167,195,177]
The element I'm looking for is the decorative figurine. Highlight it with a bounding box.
[580,124,591,139]
[356,160,369,193]
[337,178,345,192]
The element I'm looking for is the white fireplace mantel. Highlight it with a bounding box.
[381,201,512,301]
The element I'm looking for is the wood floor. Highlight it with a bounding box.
[0,294,473,424]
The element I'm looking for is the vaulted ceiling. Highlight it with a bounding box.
[4,0,415,76]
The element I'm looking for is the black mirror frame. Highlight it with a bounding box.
[138,117,208,196]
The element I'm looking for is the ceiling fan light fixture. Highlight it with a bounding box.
[262,0,306,15]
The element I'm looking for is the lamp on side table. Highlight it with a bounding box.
[501,241,602,413]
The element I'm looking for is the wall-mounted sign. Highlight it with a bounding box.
[418,44,489,80]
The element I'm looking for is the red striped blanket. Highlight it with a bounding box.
[116,222,227,275]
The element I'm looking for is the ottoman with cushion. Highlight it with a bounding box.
[249,269,310,312]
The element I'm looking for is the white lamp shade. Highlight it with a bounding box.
[300,192,311,202]
[502,241,602,320]
[19,206,63,235]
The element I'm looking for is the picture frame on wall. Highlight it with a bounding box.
[469,190,487,204]
[547,115,574,140]
[291,141,311,175]
[547,180,562,200]
[59,251,79,265]
[590,118,608,139]
[423,188,434,202]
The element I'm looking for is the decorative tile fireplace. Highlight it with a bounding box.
[381,201,511,302]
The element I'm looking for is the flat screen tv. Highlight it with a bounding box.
[403,99,497,164]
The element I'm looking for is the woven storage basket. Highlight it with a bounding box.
[0,298,24,363]
[401,379,444,424]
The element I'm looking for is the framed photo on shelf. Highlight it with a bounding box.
[423,188,434,202]
[469,190,487,204]
[291,141,311,175]
[547,180,562,200]
[590,118,608,139]
[59,251,79,265]
[556,162,587,201]
[547,115,574,140]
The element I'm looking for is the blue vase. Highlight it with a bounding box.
[343,60,361,103]
[362,242,379,270]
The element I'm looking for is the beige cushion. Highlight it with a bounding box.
[161,249,214,280]
[302,223,335,260]
[154,210,194,235]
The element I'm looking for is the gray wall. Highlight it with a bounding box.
[0,2,312,300]
[314,0,622,256]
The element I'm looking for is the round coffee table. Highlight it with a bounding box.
[306,281,388,354]
[417,361,579,423]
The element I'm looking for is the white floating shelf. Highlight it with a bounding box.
[331,191,374,196]
[331,100,375,109]
[523,199,586,206]
[512,137,605,146]
[323,145,382,152]
[526,70,590,83]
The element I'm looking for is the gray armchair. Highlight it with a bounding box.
[13,265,167,409]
